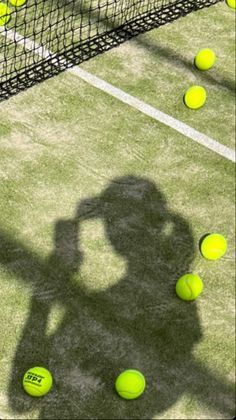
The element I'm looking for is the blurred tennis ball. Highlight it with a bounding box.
[184,85,207,109]
[176,273,203,301]
[200,233,227,260]
[194,48,216,71]
[226,0,236,9]
[115,369,146,400]
[23,367,53,397]
[9,0,27,6]
[0,3,11,26]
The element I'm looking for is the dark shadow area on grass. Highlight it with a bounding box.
[0,0,223,101]
[133,37,236,95]
[0,176,235,419]
[61,0,235,95]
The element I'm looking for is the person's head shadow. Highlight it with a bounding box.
[4,176,232,419]
[74,174,200,359]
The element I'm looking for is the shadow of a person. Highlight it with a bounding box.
[1,176,234,419]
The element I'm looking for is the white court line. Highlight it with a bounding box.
[1,27,235,163]
[69,66,235,163]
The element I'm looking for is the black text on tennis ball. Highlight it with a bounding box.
[23,367,53,397]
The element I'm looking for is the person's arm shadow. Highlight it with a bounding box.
[0,181,235,419]
[0,220,83,413]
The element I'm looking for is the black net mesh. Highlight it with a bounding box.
[0,0,222,100]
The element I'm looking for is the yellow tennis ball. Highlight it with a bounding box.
[115,369,146,400]
[200,233,227,260]
[23,367,53,397]
[9,0,27,6]
[226,0,236,9]
[194,48,216,71]
[184,85,207,110]
[176,273,203,301]
[0,3,11,26]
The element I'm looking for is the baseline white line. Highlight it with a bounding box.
[1,27,235,163]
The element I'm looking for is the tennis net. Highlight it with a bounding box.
[0,0,222,100]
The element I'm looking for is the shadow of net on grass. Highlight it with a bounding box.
[0,0,222,101]
[0,176,234,418]
[133,37,236,95]
[61,0,235,95]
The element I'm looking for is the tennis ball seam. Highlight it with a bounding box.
[185,279,194,299]
[0,3,11,26]
[115,370,145,399]
[119,388,143,395]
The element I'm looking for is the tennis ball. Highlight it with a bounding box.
[115,369,146,400]
[23,367,53,397]
[226,0,236,9]
[194,48,216,71]
[184,86,207,110]
[0,3,11,26]
[176,273,203,301]
[200,233,227,260]
[9,0,27,6]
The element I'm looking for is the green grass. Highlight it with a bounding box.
[82,2,235,149]
[0,2,235,419]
